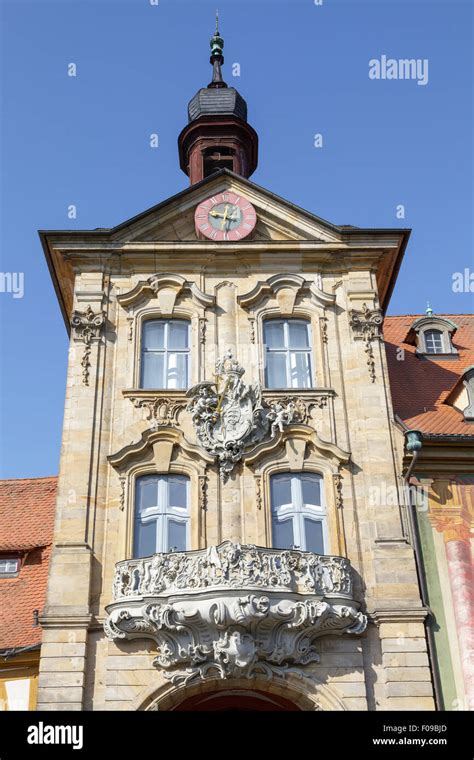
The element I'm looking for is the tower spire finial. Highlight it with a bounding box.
[209,10,227,88]
[426,301,433,317]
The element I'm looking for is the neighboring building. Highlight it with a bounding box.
[34,24,439,712]
[385,313,474,712]
[0,477,57,710]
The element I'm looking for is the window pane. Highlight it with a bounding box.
[288,321,310,348]
[271,475,292,508]
[143,320,165,350]
[264,321,285,349]
[136,476,159,511]
[290,352,311,388]
[168,321,189,349]
[141,353,164,389]
[425,330,443,354]
[0,560,18,573]
[168,477,188,508]
[167,520,187,553]
[134,519,157,558]
[266,352,288,388]
[301,475,322,507]
[167,352,188,389]
[304,519,324,554]
[272,517,294,550]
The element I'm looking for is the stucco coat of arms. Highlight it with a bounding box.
[186,351,296,480]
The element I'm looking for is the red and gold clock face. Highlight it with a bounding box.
[195,192,257,242]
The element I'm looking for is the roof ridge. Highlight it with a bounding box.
[0,476,58,483]
[386,313,474,319]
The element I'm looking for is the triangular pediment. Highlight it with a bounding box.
[40,167,409,331]
[111,170,343,245]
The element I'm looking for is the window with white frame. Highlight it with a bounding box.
[424,329,444,354]
[0,558,20,576]
[264,319,313,389]
[270,473,327,554]
[134,475,190,558]
[140,319,190,389]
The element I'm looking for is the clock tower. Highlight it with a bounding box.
[178,14,258,185]
[36,18,436,713]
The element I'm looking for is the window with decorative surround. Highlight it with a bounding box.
[270,473,327,553]
[140,319,190,389]
[134,474,190,557]
[264,319,313,389]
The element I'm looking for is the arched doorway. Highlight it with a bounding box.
[135,673,345,712]
[171,688,301,711]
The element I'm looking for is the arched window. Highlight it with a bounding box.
[424,329,444,354]
[140,319,190,389]
[270,473,326,554]
[264,319,313,389]
[134,475,190,558]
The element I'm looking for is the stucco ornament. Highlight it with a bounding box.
[186,351,297,480]
[104,541,367,686]
[349,303,384,383]
[70,305,106,386]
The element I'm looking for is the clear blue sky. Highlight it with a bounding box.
[0,0,472,478]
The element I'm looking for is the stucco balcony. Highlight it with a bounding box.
[104,541,366,685]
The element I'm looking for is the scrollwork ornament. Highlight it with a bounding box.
[129,397,186,428]
[119,476,126,511]
[255,476,262,510]
[333,473,343,510]
[320,317,328,344]
[198,474,208,511]
[71,305,106,386]
[199,317,207,345]
[104,543,366,683]
[248,318,256,344]
[349,303,383,383]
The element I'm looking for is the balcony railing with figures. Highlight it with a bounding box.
[104,541,366,686]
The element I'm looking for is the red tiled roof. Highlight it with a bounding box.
[0,477,57,650]
[384,314,474,437]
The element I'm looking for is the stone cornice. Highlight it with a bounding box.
[237,273,335,311]
[117,272,215,311]
[368,607,430,625]
[39,614,92,629]
[245,424,350,469]
[108,425,214,473]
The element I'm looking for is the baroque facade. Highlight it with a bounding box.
[35,25,438,711]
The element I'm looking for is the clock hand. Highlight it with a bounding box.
[221,204,230,230]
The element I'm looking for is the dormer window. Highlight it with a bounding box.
[449,366,474,422]
[424,329,444,354]
[406,314,458,359]
[462,367,474,421]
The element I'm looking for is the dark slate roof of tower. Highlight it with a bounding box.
[188,86,248,123]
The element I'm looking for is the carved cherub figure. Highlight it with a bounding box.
[267,401,296,436]
[188,384,218,423]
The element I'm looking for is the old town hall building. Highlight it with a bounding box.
[32,24,445,712]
